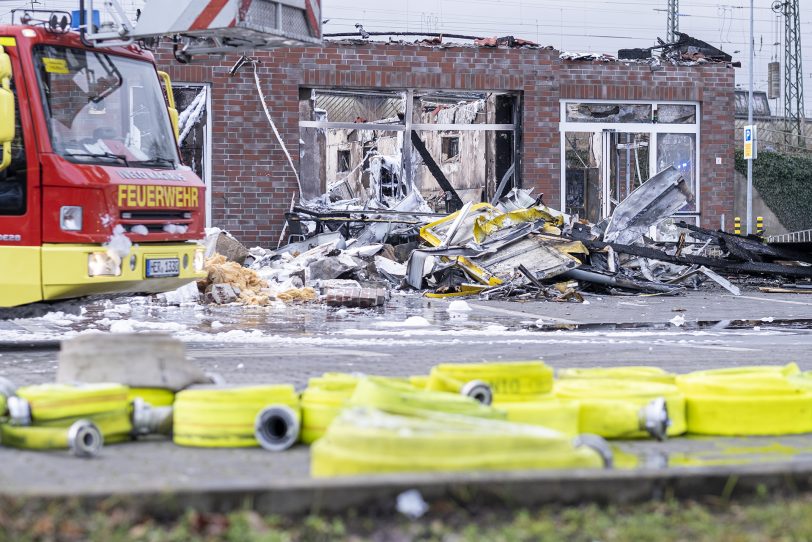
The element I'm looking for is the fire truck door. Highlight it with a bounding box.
[0,38,43,307]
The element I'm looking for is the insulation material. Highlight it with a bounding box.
[202,255,270,305]
[276,287,318,303]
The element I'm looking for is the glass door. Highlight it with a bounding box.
[606,131,650,217]
[564,129,650,223]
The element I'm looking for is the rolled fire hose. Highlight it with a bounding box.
[12,383,131,423]
[497,398,581,436]
[300,373,360,445]
[557,366,676,384]
[349,376,504,419]
[554,379,684,440]
[311,407,611,477]
[426,361,554,404]
[8,383,134,443]
[677,364,812,436]
[0,419,103,457]
[173,385,300,450]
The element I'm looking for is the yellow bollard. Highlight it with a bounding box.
[756,216,764,235]
[734,216,741,235]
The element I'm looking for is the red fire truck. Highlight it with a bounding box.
[0,1,321,307]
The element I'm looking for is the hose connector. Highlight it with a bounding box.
[7,396,31,426]
[131,398,174,437]
[254,405,299,452]
[638,397,670,441]
[573,433,614,468]
[67,420,103,458]
[461,380,493,405]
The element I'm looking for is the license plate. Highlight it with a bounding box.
[145,258,180,278]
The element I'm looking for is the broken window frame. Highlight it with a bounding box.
[559,99,701,222]
[337,148,352,172]
[300,88,521,206]
[441,134,461,162]
[173,82,212,226]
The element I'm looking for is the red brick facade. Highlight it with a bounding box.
[156,42,735,246]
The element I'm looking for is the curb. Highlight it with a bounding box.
[4,462,812,516]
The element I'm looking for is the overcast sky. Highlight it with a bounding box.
[2,0,810,115]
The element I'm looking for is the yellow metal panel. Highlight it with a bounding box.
[0,246,43,307]
[157,71,179,141]
[0,38,16,47]
[0,44,14,172]
[42,243,205,301]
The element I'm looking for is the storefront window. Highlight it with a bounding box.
[656,104,696,124]
[565,103,652,123]
[657,133,696,211]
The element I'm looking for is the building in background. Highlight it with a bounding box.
[158,40,735,246]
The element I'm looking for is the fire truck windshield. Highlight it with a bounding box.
[34,45,179,169]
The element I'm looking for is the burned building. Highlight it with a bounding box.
[157,40,735,246]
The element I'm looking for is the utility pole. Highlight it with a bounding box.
[746,0,754,235]
[773,0,805,150]
[666,0,679,42]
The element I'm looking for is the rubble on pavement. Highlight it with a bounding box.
[174,162,812,308]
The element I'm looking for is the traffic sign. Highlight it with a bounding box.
[743,124,757,160]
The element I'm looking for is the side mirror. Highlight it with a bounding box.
[157,70,179,142]
[0,45,14,172]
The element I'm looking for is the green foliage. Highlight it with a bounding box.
[734,150,812,231]
[9,495,812,542]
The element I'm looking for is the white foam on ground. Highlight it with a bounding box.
[447,300,472,312]
[375,316,431,328]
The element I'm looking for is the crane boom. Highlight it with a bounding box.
[81,0,321,58]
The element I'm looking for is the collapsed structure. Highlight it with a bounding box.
[156,32,738,247]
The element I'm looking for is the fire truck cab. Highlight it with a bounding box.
[0,25,205,307]
[0,1,321,308]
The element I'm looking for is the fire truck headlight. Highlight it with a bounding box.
[193,248,205,273]
[60,206,83,231]
[88,252,122,277]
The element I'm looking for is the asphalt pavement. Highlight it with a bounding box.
[1,288,812,512]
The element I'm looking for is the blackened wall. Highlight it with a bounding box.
[156,42,735,246]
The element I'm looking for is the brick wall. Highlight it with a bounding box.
[156,43,735,246]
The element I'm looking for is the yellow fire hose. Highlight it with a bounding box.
[0,382,176,454]
[349,376,504,419]
[554,379,685,440]
[300,373,359,444]
[426,361,554,404]
[497,398,581,436]
[12,383,131,423]
[311,407,611,477]
[557,366,676,384]
[6,383,133,447]
[0,420,102,457]
[173,385,300,450]
[677,363,812,435]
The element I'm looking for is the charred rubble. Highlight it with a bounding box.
[183,163,811,308]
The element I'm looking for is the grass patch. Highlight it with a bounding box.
[3,493,812,541]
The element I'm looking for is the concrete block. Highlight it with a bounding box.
[57,333,211,390]
[323,287,387,308]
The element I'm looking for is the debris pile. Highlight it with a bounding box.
[185,162,811,307]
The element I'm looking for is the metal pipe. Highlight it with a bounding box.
[131,398,173,437]
[746,0,754,235]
